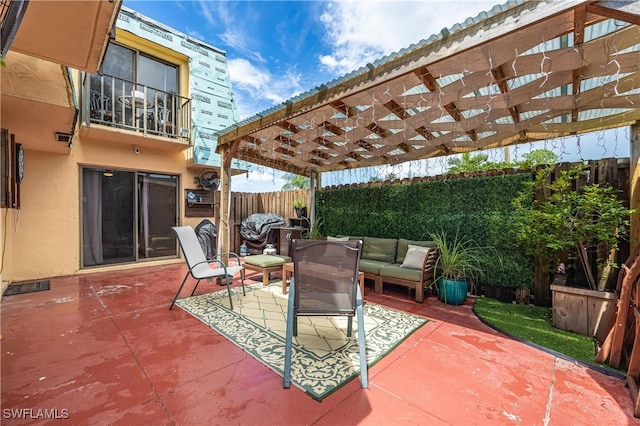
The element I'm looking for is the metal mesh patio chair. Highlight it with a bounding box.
[170,226,245,310]
[283,239,367,389]
[153,105,174,135]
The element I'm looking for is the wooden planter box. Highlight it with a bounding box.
[550,284,616,337]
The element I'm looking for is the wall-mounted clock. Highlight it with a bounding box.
[16,143,24,183]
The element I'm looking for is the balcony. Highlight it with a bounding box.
[80,74,192,152]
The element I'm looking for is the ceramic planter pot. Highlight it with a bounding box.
[438,278,468,305]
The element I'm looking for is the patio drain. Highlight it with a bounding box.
[3,280,51,296]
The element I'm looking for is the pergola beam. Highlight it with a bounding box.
[588,2,640,26]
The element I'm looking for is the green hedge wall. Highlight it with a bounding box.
[316,173,533,289]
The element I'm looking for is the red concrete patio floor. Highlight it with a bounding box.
[1,263,637,425]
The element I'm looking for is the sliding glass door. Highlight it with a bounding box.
[82,168,178,267]
[137,173,179,259]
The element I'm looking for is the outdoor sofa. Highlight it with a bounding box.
[335,236,438,303]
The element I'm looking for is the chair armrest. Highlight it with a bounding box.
[190,259,226,271]
[213,252,243,266]
[194,258,238,277]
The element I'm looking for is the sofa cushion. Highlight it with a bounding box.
[396,238,435,264]
[362,237,397,263]
[380,264,422,281]
[359,259,391,275]
[401,245,430,269]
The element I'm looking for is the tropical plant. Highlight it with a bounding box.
[447,152,492,173]
[293,198,306,208]
[430,230,491,285]
[368,172,399,182]
[305,217,324,239]
[512,164,633,289]
[517,149,558,168]
[446,149,558,174]
[281,173,310,190]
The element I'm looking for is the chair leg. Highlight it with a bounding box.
[415,282,424,303]
[190,279,202,296]
[293,313,298,336]
[240,270,246,296]
[170,273,191,310]
[224,275,234,311]
[347,317,353,337]
[283,283,296,389]
[356,286,368,388]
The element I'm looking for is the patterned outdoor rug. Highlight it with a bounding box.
[176,282,427,401]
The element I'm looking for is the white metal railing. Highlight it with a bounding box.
[83,73,191,141]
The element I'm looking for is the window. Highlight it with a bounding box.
[81,168,179,267]
[99,42,178,93]
[139,54,177,94]
[101,43,135,82]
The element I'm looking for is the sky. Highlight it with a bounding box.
[123,0,630,192]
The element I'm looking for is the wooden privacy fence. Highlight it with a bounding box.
[207,189,310,253]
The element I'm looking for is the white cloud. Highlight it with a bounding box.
[231,168,286,193]
[228,58,270,91]
[228,58,305,119]
[319,1,497,75]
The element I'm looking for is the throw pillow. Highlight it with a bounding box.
[325,235,350,257]
[400,245,430,269]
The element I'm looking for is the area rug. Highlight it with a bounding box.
[176,282,427,401]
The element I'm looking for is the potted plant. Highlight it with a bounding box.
[431,230,490,305]
[512,164,633,336]
[293,199,307,218]
[513,164,633,291]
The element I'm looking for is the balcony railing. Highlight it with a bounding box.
[83,74,191,141]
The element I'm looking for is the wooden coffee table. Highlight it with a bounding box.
[281,262,365,297]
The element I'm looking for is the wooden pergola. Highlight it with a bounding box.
[215,0,640,256]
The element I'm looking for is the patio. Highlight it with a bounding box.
[1,264,636,425]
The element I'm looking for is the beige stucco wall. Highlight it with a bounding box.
[6,136,204,282]
[0,208,15,291]
[11,149,79,279]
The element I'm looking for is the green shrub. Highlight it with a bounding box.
[317,173,533,288]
